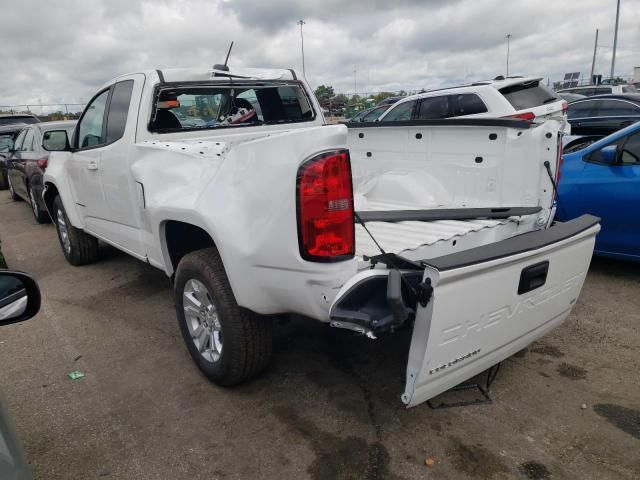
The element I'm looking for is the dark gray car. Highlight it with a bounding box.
[0,124,28,190]
[6,121,76,222]
[0,269,41,480]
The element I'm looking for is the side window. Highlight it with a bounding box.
[594,87,612,95]
[21,129,34,151]
[571,88,590,96]
[77,89,110,149]
[620,132,640,164]
[417,96,449,119]
[598,100,640,117]
[106,80,134,143]
[568,100,598,119]
[382,100,416,122]
[450,94,488,116]
[12,130,27,152]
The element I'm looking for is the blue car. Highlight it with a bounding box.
[557,123,640,261]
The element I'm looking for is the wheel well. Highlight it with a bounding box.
[165,221,216,272]
[43,182,59,217]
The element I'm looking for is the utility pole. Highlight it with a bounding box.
[590,29,599,82]
[506,34,512,77]
[297,20,306,77]
[354,67,357,97]
[610,0,620,80]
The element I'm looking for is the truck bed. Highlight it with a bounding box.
[355,200,531,262]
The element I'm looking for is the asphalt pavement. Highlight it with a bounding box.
[1,194,638,479]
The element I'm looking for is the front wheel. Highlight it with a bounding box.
[53,196,99,266]
[174,247,273,386]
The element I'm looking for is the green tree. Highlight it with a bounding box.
[333,93,348,105]
[314,85,335,105]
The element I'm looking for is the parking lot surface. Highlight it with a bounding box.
[1,196,639,480]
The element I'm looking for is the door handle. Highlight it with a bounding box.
[87,161,98,171]
[518,261,549,295]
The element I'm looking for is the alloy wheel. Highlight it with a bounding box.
[56,208,71,254]
[183,279,223,363]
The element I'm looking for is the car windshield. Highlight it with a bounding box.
[499,81,559,110]
[150,83,315,132]
[361,106,387,121]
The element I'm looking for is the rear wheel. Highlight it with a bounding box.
[7,175,20,201]
[174,247,273,386]
[28,185,49,223]
[53,195,99,266]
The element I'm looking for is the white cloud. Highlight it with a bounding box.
[1,0,638,113]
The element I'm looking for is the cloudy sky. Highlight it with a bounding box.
[1,0,639,111]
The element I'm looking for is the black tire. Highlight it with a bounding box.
[0,170,8,190]
[28,185,50,224]
[174,247,273,386]
[53,195,99,266]
[8,175,20,201]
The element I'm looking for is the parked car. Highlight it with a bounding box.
[0,269,42,480]
[0,124,28,190]
[0,114,39,126]
[346,105,389,123]
[42,66,598,408]
[6,120,76,222]
[378,76,568,127]
[558,84,637,97]
[557,92,586,102]
[557,122,640,261]
[566,94,640,136]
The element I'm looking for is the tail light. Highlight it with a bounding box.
[297,149,355,261]
[36,158,48,170]
[503,111,536,121]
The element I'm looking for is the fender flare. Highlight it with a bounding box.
[43,181,84,228]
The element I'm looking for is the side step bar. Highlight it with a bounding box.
[355,206,543,223]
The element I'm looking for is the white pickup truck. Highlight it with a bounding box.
[42,66,599,407]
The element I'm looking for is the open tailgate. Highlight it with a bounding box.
[330,215,600,408]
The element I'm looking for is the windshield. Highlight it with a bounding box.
[149,83,315,132]
[499,81,559,110]
[361,106,387,121]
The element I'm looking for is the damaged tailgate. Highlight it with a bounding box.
[330,215,600,408]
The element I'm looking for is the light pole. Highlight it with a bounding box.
[506,34,512,77]
[297,20,306,77]
[353,67,357,97]
[610,0,620,80]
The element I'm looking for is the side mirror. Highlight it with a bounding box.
[42,130,70,152]
[0,271,41,326]
[599,145,618,164]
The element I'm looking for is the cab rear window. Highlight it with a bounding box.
[149,83,315,132]
[499,81,559,110]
